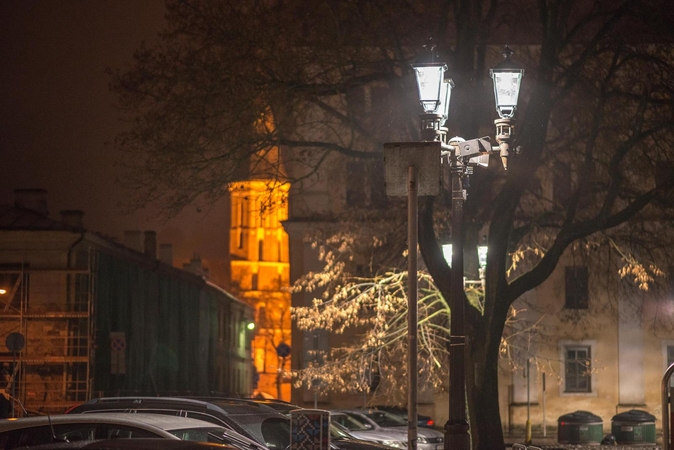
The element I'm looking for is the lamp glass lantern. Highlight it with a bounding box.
[490,46,524,119]
[413,61,448,114]
[438,77,454,126]
[477,245,488,269]
[442,244,452,268]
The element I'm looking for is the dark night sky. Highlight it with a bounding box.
[0,1,230,271]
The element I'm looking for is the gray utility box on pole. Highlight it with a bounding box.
[383,141,442,197]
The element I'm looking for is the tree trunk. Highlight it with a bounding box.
[466,307,508,450]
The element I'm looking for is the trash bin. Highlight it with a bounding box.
[611,409,656,445]
[557,410,603,445]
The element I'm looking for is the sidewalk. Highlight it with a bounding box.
[503,431,662,449]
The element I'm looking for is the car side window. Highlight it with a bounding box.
[95,424,159,439]
[15,426,54,448]
[332,415,346,427]
[54,423,97,441]
[260,418,290,450]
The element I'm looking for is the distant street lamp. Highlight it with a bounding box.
[385,44,523,450]
[441,241,488,287]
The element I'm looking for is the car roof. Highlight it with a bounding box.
[333,410,368,415]
[70,398,227,415]
[243,400,301,415]
[67,397,288,450]
[370,406,432,420]
[71,397,284,417]
[15,438,236,450]
[0,413,221,433]
[184,397,283,414]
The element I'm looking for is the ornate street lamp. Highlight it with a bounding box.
[414,46,523,450]
[490,46,524,169]
[412,47,453,142]
[385,44,523,450]
[413,64,446,114]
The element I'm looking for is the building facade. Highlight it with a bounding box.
[502,252,674,434]
[0,189,254,414]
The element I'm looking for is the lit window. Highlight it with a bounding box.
[565,346,591,392]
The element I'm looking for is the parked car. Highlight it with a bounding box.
[330,411,406,449]
[67,397,286,450]
[241,399,393,450]
[185,397,289,449]
[0,413,231,450]
[369,406,434,429]
[328,422,392,450]
[336,410,444,450]
[15,438,232,450]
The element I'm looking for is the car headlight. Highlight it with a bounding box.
[417,437,428,444]
[378,440,406,448]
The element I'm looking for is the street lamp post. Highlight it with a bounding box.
[406,45,523,450]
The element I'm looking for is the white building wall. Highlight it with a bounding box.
[618,296,645,405]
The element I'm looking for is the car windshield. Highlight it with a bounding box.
[329,423,353,439]
[332,414,370,431]
[202,400,290,449]
[169,426,228,443]
[363,411,407,427]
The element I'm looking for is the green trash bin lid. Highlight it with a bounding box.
[558,410,603,424]
[611,409,655,423]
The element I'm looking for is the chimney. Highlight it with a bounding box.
[144,230,157,259]
[14,189,48,216]
[123,230,143,253]
[159,243,173,266]
[60,210,84,229]
[183,253,210,278]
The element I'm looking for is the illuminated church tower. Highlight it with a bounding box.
[229,180,291,400]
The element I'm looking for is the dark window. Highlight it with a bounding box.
[258,306,267,329]
[553,161,572,207]
[73,274,89,311]
[258,240,264,261]
[565,266,589,309]
[565,346,591,392]
[346,158,388,209]
[655,162,674,205]
[346,161,367,207]
[368,156,387,209]
[346,85,366,121]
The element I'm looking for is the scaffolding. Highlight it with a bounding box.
[0,258,93,415]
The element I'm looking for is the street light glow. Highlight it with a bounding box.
[478,245,488,269]
[413,63,447,114]
[438,77,454,125]
[412,45,448,115]
[490,46,524,119]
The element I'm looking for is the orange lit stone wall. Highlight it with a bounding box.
[229,180,291,401]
